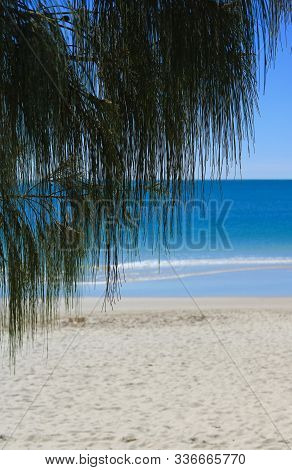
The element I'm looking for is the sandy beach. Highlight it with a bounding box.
[1,297,292,450]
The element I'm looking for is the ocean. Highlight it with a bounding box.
[81,180,292,297]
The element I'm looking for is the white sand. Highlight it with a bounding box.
[1,297,292,450]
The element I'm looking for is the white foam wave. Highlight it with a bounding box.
[122,257,292,270]
[79,258,292,285]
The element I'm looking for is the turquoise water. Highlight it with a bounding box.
[82,180,292,297]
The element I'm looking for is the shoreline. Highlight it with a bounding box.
[66,296,292,315]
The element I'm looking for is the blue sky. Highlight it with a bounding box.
[239,27,292,179]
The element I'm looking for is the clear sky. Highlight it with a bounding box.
[239,27,292,179]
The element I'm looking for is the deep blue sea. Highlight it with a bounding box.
[82,180,292,297]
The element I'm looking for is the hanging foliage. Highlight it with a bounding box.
[0,0,290,358]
